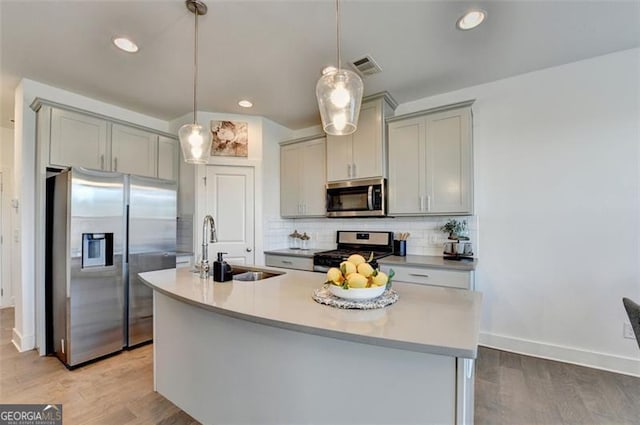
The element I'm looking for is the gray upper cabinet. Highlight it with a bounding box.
[280,135,326,218]
[326,92,397,182]
[42,103,178,180]
[158,136,179,181]
[111,124,158,177]
[388,102,474,216]
[50,108,108,170]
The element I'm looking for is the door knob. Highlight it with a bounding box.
[246,248,252,252]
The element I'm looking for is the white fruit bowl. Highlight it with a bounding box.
[328,284,386,300]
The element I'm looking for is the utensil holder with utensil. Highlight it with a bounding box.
[394,232,409,256]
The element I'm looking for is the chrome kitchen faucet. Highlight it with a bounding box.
[199,215,218,278]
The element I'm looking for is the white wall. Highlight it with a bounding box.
[170,112,291,267]
[13,79,171,353]
[0,126,15,308]
[264,49,640,376]
[395,48,639,376]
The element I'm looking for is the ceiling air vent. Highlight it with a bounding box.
[349,55,382,77]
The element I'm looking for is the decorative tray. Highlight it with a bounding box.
[312,285,398,310]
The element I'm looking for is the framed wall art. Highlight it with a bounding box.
[210,120,248,157]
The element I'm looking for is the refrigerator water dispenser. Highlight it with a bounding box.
[82,233,113,268]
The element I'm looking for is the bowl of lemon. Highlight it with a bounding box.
[325,254,393,301]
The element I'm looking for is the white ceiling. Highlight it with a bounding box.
[1,0,639,130]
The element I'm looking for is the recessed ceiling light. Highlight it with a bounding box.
[238,100,253,108]
[456,9,487,31]
[321,66,337,75]
[113,36,139,53]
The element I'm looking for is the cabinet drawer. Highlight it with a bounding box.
[265,254,313,271]
[176,255,192,269]
[380,265,472,289]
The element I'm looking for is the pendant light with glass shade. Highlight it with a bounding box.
[179,0,212,164]
[316,0,363,136]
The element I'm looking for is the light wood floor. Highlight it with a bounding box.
[1,307,639,425]
[0,308,197,424]
[475,346,639,425]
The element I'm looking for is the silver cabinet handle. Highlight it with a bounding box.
[409,273,430,278]
[347,164,352,178]
[282,260,293,264]
[246,248,252,252]
[419,196,424,211]
[100,154,104,170]
[113,157,118,172]
[466,359,474,379]
[427,195,431,212]
[352,163,356,177]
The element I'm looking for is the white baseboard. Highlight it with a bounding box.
[12,327,35,352]
[480,332,640,378]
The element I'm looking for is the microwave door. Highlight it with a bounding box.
[326,178,387,217]
[327,187,369,213]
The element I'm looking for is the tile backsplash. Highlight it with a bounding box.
[264,216,479,257]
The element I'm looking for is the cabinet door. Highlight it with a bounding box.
[280,144,301,217]
[326,134,352,182]
[50,108,108,170]
[111,124,158,177]
[425,108,472,214]
[158,136,178,181]
[351,100,382,179]
[388,117,426,215]
[300,137,326,216]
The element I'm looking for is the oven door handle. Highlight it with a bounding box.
[367,185,374,210]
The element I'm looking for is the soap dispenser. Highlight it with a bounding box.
[213,252,232,282]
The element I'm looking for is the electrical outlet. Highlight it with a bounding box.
[623,323,635,339]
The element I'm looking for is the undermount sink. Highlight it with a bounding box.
[230,266,283,282]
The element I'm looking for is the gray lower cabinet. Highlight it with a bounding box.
[379,264,474,290]
[388,101,474,215]
[265,254,314,271]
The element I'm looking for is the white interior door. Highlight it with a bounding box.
[203,165,255,265]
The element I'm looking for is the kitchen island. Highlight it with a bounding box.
[140,266,482,425]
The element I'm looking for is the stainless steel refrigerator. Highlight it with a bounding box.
[126,174,176,347]
[47,168,176,367]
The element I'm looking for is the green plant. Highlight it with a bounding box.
[440,219,468,240]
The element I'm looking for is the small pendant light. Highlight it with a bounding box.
[316,0,363,136]
[179,0,212,164]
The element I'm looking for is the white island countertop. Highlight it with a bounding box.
[140,266,482,358]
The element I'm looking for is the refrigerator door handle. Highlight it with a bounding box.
[125,205,130,264]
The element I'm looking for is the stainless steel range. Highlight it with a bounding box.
[313,231,394,272]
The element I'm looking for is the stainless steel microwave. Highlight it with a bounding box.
[326,178,386,218]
